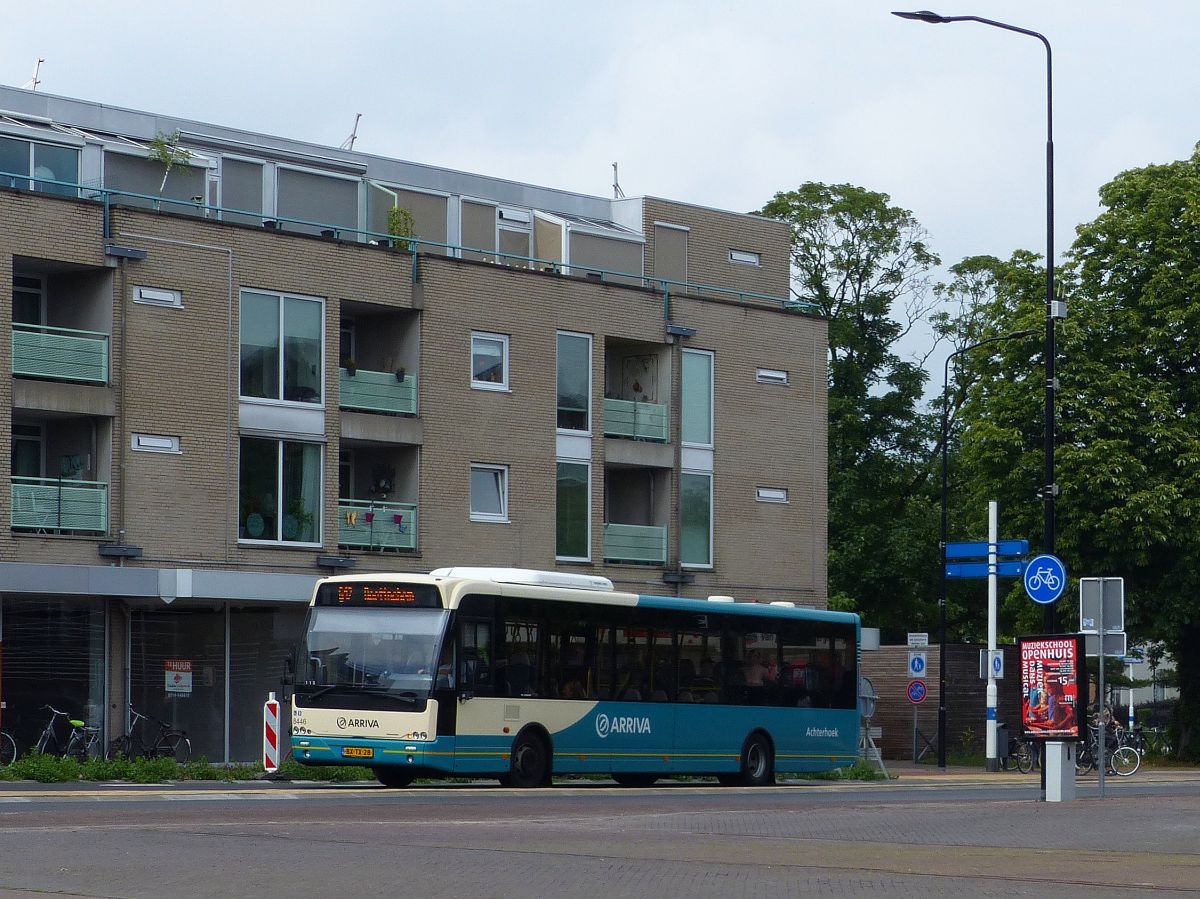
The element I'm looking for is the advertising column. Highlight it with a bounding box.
[1019,634,1086,801]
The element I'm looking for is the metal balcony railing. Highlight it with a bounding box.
[12,324,110,384]
[603,398,669,442]
[339,367,417,415]
[603,523,668,564]
[338,499,417,550]
[11,477,109,533]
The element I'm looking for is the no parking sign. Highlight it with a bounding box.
[906,680,928,704]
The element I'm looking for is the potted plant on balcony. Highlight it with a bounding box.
[148,130,193,198]
[387,206,417,252]
[342,358,358,376]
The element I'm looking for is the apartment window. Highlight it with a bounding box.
[471,332,509,390]
[240,290,324,404]
[756,368,789,385]
[729,249,761,266]
[756,486,789,503]
[470,464,509,522]
[0,136,79,196]
[239,437,322,543]
[12,423,44,478]
[556,332,591,431]
[681,471,713,568]
[556,461,590,560]
[682,349,714,447]
[12,274,44,325]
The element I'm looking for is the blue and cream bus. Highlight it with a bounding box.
[289,568,860,787]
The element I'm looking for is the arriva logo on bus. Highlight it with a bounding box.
[336,717,381,730]
[595,713,652,739]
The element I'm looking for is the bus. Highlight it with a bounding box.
[288,567,860,787]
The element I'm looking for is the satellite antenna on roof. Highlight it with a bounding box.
[22,58,44,91]
[340,113,362,151]
[612,162,625,199]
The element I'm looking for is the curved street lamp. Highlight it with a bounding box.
[893,10,1059,636]
[939,330,1035,769]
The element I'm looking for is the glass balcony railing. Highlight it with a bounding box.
[11,477,109,533]
[339,367,417,415]
[338,499,417,550]
[12,324,110,384]
[603,398,668,442]
[603,523,668,564]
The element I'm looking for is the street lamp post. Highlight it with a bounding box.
[939,330,1034,769]
[893,10,1059,637]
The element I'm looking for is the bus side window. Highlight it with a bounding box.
[460,620,492,692]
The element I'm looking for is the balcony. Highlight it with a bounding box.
[338,499,417,551]
[603,523,668,564]
[604,398,668,442]
[339,367,417,415]
[13,324,110,384]
[11,477,109,533]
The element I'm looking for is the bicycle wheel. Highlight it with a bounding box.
[107,736,134,759]
[154,731,191,764]
[1075,742,1094,775]
[0,732,16,767]
[1110,745,1141,777]
[1013,740,1035,774]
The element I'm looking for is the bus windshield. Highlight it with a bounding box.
[297,606,450,709]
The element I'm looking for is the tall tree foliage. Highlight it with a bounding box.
[949,149,1200,758]
[759,184,941,638]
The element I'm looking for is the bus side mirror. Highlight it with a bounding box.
[281,653,296,686]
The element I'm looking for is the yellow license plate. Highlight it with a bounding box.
[342,746,374,759]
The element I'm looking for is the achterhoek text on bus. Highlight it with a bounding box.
[287,568,860,787]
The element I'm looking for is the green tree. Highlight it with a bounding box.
[950,148,1200,758]
[759,183,942,637]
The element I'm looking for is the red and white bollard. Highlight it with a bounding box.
[263,692,280,773]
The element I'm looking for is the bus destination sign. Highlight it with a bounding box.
[315,582,441,608]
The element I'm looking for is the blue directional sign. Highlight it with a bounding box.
[945,560,1027,579]
[1024,553,1067,605]
[945,539,1030,560]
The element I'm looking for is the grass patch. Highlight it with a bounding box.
[804,759,888,781]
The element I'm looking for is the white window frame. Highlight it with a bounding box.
[471,331,510,391]
[680,469,714,570]
[470,463,510,523]
[756,486,789,504]
[729,249,761,266]
[755,367,789,386]
[238,436,324,547]
[556,330,592,435]
[681,348,715,449]
[555,459,591,563]
[239,288,326,407]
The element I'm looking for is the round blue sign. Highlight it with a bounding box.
[906,680,928,704]
[1024,553,1067,605]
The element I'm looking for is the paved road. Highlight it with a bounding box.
[0,766,1197,898]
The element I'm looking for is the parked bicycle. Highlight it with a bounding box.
[1003,734,1038,774]
[0,730,16,767]
[1076,723,1140,777]
[33,705,102,760]
[108,705,191,763]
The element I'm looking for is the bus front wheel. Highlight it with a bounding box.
[507,730,551,788]
[374,766,416,788]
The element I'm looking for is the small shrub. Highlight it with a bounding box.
[806,760,888,782]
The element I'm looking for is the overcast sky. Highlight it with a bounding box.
[5,1,1198,365]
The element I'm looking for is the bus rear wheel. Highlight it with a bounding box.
[612,773,658,787]
[733,733,774,786]
[373,766,415,788]
[507,731,550,788]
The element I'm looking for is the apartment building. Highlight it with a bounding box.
[0,85,827,762]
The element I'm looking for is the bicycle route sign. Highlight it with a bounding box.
[906,679,928,704]
[1023,554,1067,605]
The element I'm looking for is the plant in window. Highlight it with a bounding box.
[148,130,193,196]
[387,206,417,251]
[341,357,357,376]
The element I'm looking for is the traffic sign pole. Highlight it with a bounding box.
[986,502,999,772]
